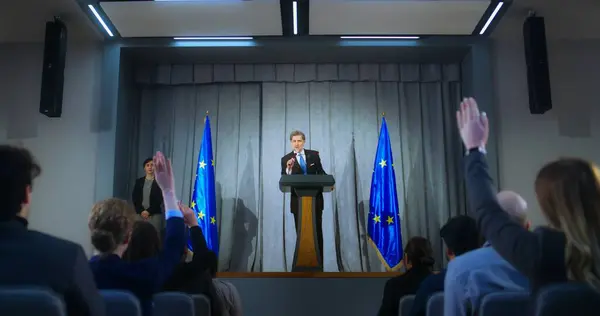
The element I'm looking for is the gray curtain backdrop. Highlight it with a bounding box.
[125,63,465,272]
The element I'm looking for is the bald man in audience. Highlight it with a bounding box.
[443,191,530,316]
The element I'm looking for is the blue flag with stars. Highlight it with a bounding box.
[368,117,403,271]
[190,115,219,255]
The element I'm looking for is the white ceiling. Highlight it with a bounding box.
[101,1,283,38]
[0,0,100,43]
[100,0,492,38]
[310,0,490,35]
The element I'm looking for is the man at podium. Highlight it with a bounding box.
[281,130,327,261]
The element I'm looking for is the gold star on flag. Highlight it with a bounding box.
[379,159,387,168]
[197,211,205,220]
[211,159,215,166]
[190,201,196,208]
[199,160,207,169]
[210,216,216,225]
[373,215,381,223]
[387,216,394,225]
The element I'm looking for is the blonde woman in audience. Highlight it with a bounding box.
[88,152,189,315]
[457,97,600,294]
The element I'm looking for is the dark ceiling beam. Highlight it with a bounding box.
[280,0,309,37]
[472,0,513,36]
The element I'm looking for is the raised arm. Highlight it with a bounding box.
[457,97,541,279]
[153,152,186,286]
[464,151,541,279]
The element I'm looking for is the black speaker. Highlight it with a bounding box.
[40,18,67,118]
[523,15,552,114]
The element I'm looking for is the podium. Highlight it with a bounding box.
[279,174,335,272]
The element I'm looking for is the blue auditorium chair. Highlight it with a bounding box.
[154,292,194,316]
[100,290,141,316]
[398,295,415,316]
[478,292,529,316]
[535,283,600,316]
[0,287,65,316]
[191,294,211,316]
[426,292,444,316]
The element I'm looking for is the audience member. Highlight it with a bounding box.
[0,145,105,316]
[88,152,186,315]
[208,252,243,316]
[377,236,435,316]
[163,203,224,316]
[444,191,530,316]
[457,97,600,294]
[122,220,161,262]
[132,157,164,232]
[409,215,480,316]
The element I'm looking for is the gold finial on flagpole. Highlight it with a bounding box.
[382,112,385,117]
[206,110,209,116]
[204,111,209,123]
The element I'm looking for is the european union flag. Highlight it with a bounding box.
[368,117,403,271]
[190,115,219,255]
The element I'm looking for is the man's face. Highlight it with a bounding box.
[290,135,305,152]
[144,161,154,175]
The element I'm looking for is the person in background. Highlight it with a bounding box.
[163,203,224,316]
[207,251,243,316]
[122,221,161,262]
[444,191,530,316]
[377,237,435,316]
[132,157,164,232]
[409,215,481,316]
[457,97,600,294]
[89,152,187,315]
[0,145,105,316]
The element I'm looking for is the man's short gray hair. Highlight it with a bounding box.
[497,190,528,226]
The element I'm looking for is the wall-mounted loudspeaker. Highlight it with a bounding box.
[523,14,552,114]
[40,17,67,118]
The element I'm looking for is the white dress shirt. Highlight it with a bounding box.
[286,149,306,175]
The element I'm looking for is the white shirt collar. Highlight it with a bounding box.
[294,149,305,155]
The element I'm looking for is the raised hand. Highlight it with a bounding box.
[153,151,175,194]
[178,201,198,227]
[456,97,489,150]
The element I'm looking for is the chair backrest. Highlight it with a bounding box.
[535,283,600,316]
[100,290,142,316]
[426,292,444,316]
[479,292,529,316]
[191,294,211,316]
[0,288,65,316]
[154,292,194,316]
[398,295,415,316]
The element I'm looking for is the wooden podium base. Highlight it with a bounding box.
[292,196,322,272]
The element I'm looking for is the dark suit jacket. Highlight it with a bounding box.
[162,225,211,293]
[0,217,105,316]
[89,217,186,316]
[377,266,432,316]
[464,150,567,293]
[280,149,327,213]
[409,270,446,316]
[132,177,164,215]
